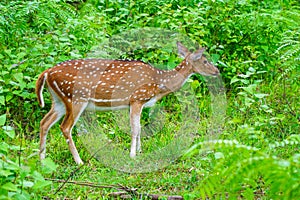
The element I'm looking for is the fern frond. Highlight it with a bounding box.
[268,135,300,149]
[275,27,300,80]
[280,47,300,61]
[184,139,259,158]
[276,40,299,53]
[190,135,300,199]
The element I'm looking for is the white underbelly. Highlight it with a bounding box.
[85,96,158,111]
[86,102,129,111]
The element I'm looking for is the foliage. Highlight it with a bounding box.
[276,28,300,81]
[184,138,300,199]
[0,0,299,199]
[0,126,56,199]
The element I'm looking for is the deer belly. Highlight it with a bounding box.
[85,100,129,111]
[85,96,158,111]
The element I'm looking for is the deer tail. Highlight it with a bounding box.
[36,71,48,107]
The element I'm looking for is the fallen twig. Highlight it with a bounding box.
[46,178,183,199]
[52,146,101,195]
[46,178,123,189]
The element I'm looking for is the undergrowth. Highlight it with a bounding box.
[0,0,299,199]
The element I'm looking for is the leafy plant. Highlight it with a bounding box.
[0,126,56,199]
[184,138,300,199]
[230,66,270,114]
[276,29,300,81]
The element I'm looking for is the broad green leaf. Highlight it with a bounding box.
[217,61,228,68]
[104,8,114,12]
[19,81,27,90]
[2,125,15,138]
[59,37,70,42]
[0,141,9,153]
[230,76,240,84]
[0,169,13,177]
[237,91,247,97]
[4,49,11,56]
[248,67,256,72]
[1,182,18,191]
[245,97,255,107]
[17,52,26,59]
[70,51,82,58]
[13,73,23,83]
[31,171,45,181]
[240,79,250,84]
[27,81,36,89]
[0,195,8,199]
[41,157,58,174]
[191,80,200,90]
[21,181,34,188]
[32,180,52,190]
[0,96,4,105]
[241,84,257,94]
[254,93,268,99]
[12,192,31,200]
[20,166,31,179]
[69,34,76,40]
[0,114,6,126]
[9,145,21,150]
[211,54,220,63]
[256,70,267,74]
[12,90,21,95]
[214,152,224,159]
[2,160,19,171]
[5,93,13,102]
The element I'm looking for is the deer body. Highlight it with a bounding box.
[36,42,219,164]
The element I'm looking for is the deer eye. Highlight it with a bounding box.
[204,60,208,64]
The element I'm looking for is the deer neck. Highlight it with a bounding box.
[158,59,194,92]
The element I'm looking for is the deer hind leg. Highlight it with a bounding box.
[130,102,143,158]
[60,102,88,165]
[39,101,65,160]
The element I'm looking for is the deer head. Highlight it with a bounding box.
[177,42,219,76]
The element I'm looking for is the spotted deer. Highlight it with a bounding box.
[36,42,219,164]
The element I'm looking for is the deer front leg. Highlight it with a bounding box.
[129,102,143,158]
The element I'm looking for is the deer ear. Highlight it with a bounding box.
[177,42,190,58]
[191,47,206,61]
